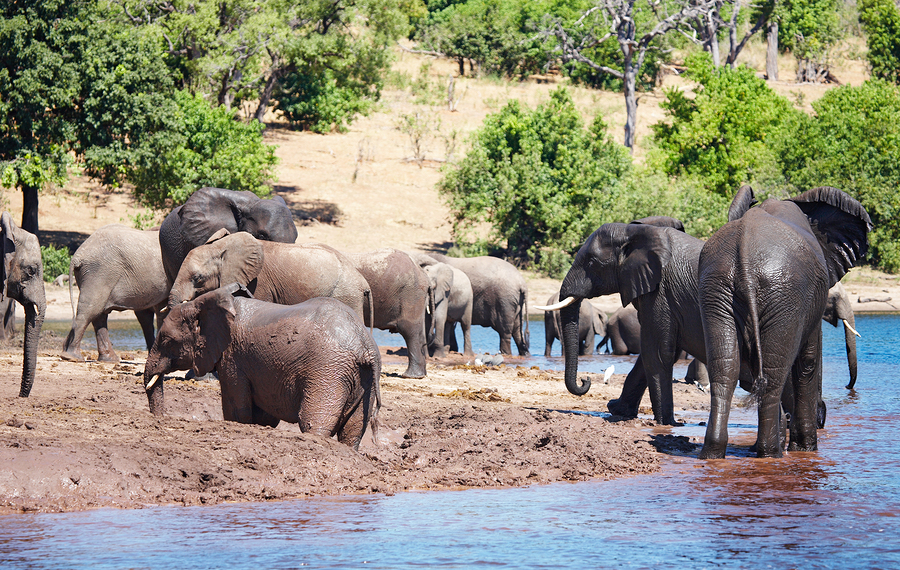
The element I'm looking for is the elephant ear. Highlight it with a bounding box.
[727,185,757,222]
[617,225,672,307]
[789,187,873,286]
[190,286,238,376]
[1,212,14,289]
[179,187,260,249]
[206,228,231,244]
[218,232,265,286]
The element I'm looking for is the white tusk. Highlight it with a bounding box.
[145,374,161,392]
[842,319,861,338]
[535,296,578,312]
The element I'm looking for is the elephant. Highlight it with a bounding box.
[543,292,607,357]
[158,187,298,283]
[345,249,430,378]
[412,254,474,357]
[426,253,529,356]
[61,225,168,362]
[167,231,373,331]
[598,305,641,355]
[824,282,859,390]
[536,217,706,425]
[697,186,871,459]
[1,212,46,397]
[144,284,381,450]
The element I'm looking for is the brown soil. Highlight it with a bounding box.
[1,45,894,514]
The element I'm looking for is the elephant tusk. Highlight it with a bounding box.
[145,374,161,392]
[842,319,861,338]
[535,296,577,312]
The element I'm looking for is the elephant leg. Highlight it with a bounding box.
[787,330,822,453]
[252,403,280,428]
[643,349,679,426]
[607,356,646,418]
[582,328,595,356]
[399,320,427,378]
[336,397,367,450]
[461,320,473,357]
[512,322,529,356]
[430,311,448,358]
[135,308,156,351]
[0,298,15,341]
[445,321,459,353]
[92,314,119,362]
[699,327,741,459]
[544,316,555,357]
[217,366,255,424]
[499,333,512,356]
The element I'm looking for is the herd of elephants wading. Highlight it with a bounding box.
[1,183,871,457]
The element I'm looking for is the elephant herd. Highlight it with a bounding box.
[1,184,871,458]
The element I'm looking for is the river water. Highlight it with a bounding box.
[4,314,899,568]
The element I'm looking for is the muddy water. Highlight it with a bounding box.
[6,314,898,568]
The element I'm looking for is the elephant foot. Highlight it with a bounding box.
[698,444,726,460]
[430,346,449,358]
[59,350,85,362]
[401,365,427,379]
[787,441,817,452]
[97,353,120,363]
[607,398,638,419]
[655,415,682,427]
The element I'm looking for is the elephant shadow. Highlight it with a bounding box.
[271,185,343,226]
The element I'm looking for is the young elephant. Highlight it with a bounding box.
[144,284,381,450]
[412,253,474,357]
[597,305,641,355]
[61,225,168,362]
[543,292,607,357]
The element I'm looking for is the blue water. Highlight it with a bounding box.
[8,314,898,568]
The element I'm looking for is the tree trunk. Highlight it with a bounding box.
[253,68,282,123]
[766,22,779,81]
[21,183,39,235]
[707,14,720,66]
[623,63,638,152]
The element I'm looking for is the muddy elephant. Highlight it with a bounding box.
[598,305,641,355]
[158,187,298,283]
[61,225,168,362]
[824,282,859,390]
[1,212,46,397]
[427,253,529,356]
[346,249,430,378]
[168,231,372,329]
[543,292,607,358]
[144,284,380,450]
[413,254,474,357]
[698,187,871,459]
[537,218,706,425]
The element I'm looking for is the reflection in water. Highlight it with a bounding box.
[2,314,897,569]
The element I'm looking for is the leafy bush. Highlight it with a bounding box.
[127,90,278,209]
[859,0,900,84]
[275,68,376,133]
[40,244,71,283]
[650,53,800,196]
[774,79,900,272]
[438,87,631,276]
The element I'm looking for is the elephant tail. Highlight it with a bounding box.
[745,286,766,395]
[360,347,382,446]
[426,284,436,346]
[364,289,374,336]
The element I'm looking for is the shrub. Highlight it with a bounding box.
[859,0,900,84]
[40,244,71,283]
[275,68,376,133]
[438,87,631,276]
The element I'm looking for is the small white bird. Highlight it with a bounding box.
[603,365,615,384]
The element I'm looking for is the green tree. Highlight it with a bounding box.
[775,80,900,271]
[859,0,900,84]
[650,53,799,196]
[438,87,631,276]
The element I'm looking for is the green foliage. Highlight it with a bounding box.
[774,80,900,272]
[776,0,843,58]
[650,53,799,196]
[40,244,71,283]
[275,68,376,133]
[439,87,631,276]
[859,0,900,84]
[128,90,279,209]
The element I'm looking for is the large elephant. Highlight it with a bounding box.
[1,212,46,397]
[824,282,859,390]
[537,218,705,425]
[346,249,430,378]
[597,305,641,355]
[427,253,529,356]
[412,254,474,357]
[543,292,607,357]
[61,225,168,362]
[158,187,298,283]
[698,187,871,459]
[144,284,381,450]
[168,231,372,329]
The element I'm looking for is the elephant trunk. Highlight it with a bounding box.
[844,316,858,389]
[143,353,170,415]
[425,286,436,346]
[168,282,192,309]
[561,302,590,395]
[19,296,46,397]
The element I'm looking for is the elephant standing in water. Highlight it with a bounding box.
[158,187,298,283]
[824,282,859,390]
[144,285,381,450]
[543,292,607,357]
[598,305,641,355]
[698,187,871,459]
[61,225,168,362]
[412,254,474,357]
[346,249,430,378]
[427,253,529,356]
[1,212,46,397]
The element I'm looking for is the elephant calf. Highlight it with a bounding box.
[144,284,381,450]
